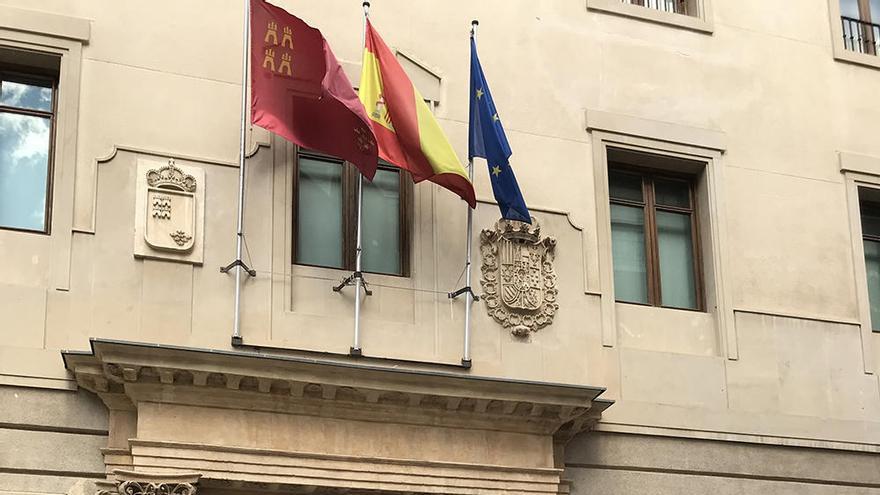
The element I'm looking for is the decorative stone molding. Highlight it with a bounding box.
[144,160,196,253]
[134,158,205,264]
[95,470,200,495]
[480,218,559,337]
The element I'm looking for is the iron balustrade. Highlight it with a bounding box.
[622,0,689,16]
[842,16,880,55]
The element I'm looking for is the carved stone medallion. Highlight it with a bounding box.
[480,218,558,337]
[144,159,196,253]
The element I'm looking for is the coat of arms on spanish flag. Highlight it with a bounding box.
[359,20,476,208]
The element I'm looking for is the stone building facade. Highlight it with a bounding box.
[1,0,879,494]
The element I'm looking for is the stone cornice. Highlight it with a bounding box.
[63,339,612,437]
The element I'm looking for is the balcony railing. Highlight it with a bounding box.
[622,0,689,16]
[842,16,880,56]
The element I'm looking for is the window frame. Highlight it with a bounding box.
[828,0,880,69]
[609,163,705,311]
[0,65,58,234]
[586,109,733,355]
[838,154,880,374]
[291,148,412,277]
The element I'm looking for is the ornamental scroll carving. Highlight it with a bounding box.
[480,218,559,337]
[117,482,197,495]
[96,470,200,495]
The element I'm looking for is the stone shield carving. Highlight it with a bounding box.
[480,218,558,337]
[145,160,196,253]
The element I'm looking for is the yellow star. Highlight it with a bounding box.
[476,88,484,99]
[492,113,500,122]
[491,166,502,177]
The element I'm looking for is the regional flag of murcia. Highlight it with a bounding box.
[250,0,378,180]
[359,20,476,207]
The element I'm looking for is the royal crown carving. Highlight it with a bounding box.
[480,218,559,338]
[146,159,197,192]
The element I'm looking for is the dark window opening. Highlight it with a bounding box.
[293,150,411,277]
[608,160,704,311]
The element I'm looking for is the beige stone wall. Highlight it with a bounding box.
[0,385,107,493]
[566,432,880,494]
[0,0,879,491]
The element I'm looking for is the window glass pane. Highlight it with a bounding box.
[1,80,52,112]
[840,0,860,18]
[872,0,880,20]
[0,112,50,231]
[610,204,648,304]
[654,179,690,208]
[864,240,880,330]
[609,171,643,203]
[296,157,343,268]
[861,206,880,237]
[362,168,401,275]
[656,211,697,309]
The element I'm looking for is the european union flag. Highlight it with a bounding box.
[468,38,531,224]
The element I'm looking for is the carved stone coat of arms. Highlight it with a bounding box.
[144,160,196,253]
[480,218,558,337]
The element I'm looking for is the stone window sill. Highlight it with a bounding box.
[586,0,713,34]
[833,46,880,71]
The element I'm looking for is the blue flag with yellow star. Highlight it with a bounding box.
[468,38,531,224]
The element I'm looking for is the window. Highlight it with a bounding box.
[608,166,703,310]
[860,201,880,330]
[585,0,713,33]
[626,0,691,16]
[0,56,58,233]
[840,0,880,55]
[293,150,410,276]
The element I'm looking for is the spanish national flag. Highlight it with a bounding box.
[359,20,476,208]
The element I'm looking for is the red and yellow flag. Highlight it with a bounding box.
[359,20,476,207]
[251,0,378,179]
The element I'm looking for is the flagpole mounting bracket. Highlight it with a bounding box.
[448,286,480,301]
[333,271,373,296]
[221,259,257,277]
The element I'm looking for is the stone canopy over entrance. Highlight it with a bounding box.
[63,339,612,495]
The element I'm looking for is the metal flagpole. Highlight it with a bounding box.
[224,0,256,346]
[461,20,479,368]
[350,0,371,356]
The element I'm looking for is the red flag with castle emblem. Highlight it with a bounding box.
[250,0,377,179]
